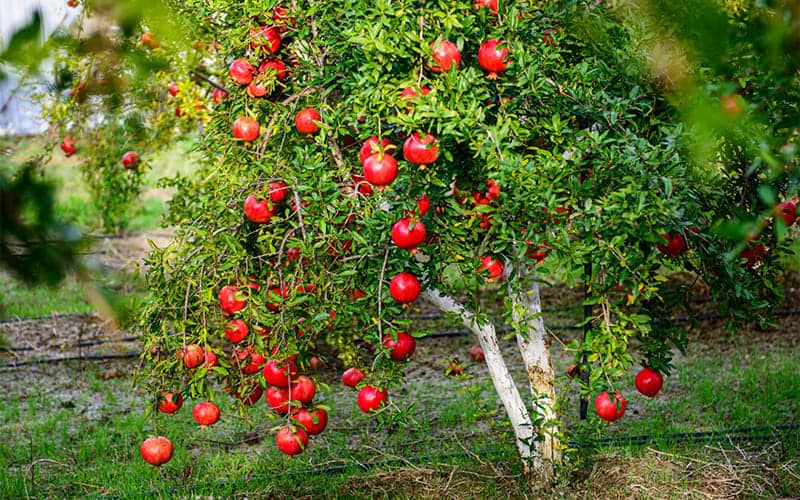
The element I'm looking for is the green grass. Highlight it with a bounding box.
[0,342,798,498]
[0,268,144,320]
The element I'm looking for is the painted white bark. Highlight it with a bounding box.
[421,288,536,463]
[509,264,561,481]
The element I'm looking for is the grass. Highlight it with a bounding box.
[0,340,797,498]
[0,267,144,320]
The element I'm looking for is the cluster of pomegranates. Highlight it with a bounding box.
[229,8,296,143]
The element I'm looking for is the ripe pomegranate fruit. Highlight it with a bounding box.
[357,386,388,413]
[192,401,220,426]
[60,136,76,156]
[428,40,461,73]
[478,39,511,78]
[382,331,416,361]
[291,407,328,435]
[233,345,266,375]
[775,200,798,227]
[212,88,228,103]
[122,151,140,169]
[403,132,439,166]
[296,108,322,134]
[232,116,260,142]
[157,391,183,414]
[263,358,299,388]
[656,232,688,258]
[219,285,246,315]
[359,136,393,165]
[228,58,255,85]
[595,391,626,422]
[469,345,485,362]
[265,385,292,413]
[269,181,289,203]
[474,0,498,13]
[168,82,179,97]
[342,367,365,387]
[180,344,205,369]
[400,86,431,102]
[290,375,316,404]
[140,436,173,466]
[225,319,249,343]
[635,367,664,397]
[478,256,504,279]
[272,7,296,26]
[251,25,281,54]
[259,59,288,81]
[389,272,421,303]
[275,426,308,455]
[417,194,430,216]
[363,153,399,186]
[391,218,426,250]
[740,243,767,268]
[240,386,264,405]
[244,195,276,223]
[203,348,218,368]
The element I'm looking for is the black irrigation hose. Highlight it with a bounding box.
[0,352,139,368]
[568,423,800,449]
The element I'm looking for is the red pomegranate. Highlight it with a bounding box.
[362,153,399,187]
[478,39,511,78]
[403,132,439,166]
[428,40,461,73]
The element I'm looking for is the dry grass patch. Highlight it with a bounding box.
[569,442,800,499]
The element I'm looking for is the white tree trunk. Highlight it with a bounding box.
[421,289,536,465]
[509,264,561,482]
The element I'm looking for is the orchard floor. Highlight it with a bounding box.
[1,236,799,498]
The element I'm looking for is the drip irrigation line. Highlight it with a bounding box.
[568,423,800,449]
[0,352,139,369]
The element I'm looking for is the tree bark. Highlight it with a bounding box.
[421,288,536,464]
[509,264,562,483]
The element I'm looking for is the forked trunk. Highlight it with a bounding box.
[421,289,536,463]
[509,264,562,484]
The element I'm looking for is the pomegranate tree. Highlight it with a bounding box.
[39,0,791,487]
